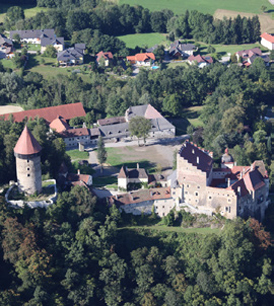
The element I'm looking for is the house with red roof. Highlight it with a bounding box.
[261,32,274,50]
[96,51,113,66]
[188,54,213,68]
[126,53,155,66]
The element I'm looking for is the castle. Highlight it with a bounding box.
[14,126,42,195]
[110,141,269,221]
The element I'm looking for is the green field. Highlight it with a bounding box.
[119,0,271,15]
[0,5,48,23]
[66,149,89,161]
[105,147,155,172]
[118,33,168,49]
[24,54,92,83]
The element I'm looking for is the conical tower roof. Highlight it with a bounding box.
[14,126,42,155]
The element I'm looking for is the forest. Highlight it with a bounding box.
[0,186,273,305]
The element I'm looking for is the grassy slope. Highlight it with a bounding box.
[24,54,92,83]
[0,5,48,23]
[119,0,271,15]
[118,33,168,49]
[121,225,221,235]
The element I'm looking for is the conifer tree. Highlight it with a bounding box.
[97,136,107,172]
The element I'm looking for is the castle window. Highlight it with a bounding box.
[195,192,199,196]
[162,206,165,209]
[187,185,189,188]
[227,198,231,203]
[209,196,212,200]
[185,191,188,194]
[27,160,29,163]
[27,167,30,171]
[27,174,30,177]
[197,186,200,189]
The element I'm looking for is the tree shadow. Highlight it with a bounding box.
[25,54,40,70]
[115,160,156,173]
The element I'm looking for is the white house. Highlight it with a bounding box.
[261,33,274,50]
[126,53,155,66]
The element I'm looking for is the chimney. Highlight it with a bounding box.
[251,164,254,171]
[115,194,118,200]
[209,152,213,158]
[237,186,241,196]
[240,171,243,179]
[227,178,231,187]
[77,169,80,175]
[197,156,199,164]
[137,163,139,170]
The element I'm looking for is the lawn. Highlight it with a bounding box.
[66,149,89,161]
[24,54,92,83]
[105,147,156,173]
[0,5,48,23]
[119,0,271,15]
[198,42,268,56]
[170,106,204,135]
[117,33,168,49]
[0,58,16,70]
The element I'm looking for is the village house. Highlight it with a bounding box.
[188,54,213,68]
[109,187,174,217]
[0,34,14,59]
[96,51,113,66]
[97,104,175,143]
[260,32,274,50]
[57,44,85,66]
[235,47,269,67]
[126,53,155,66]
[10,29,55,44]
[40,36,64,54]
[118,164,149,190]
[59,128,91,147]
[169,40,197,59]
[110,141,269,221]
[9,29,64,53]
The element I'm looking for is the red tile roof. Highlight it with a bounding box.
[144,104,163,119]
[97,116,126,126]
[2,102,86,124]
[67,173,91,184]
[126,53,155,63]
[60,128,90,137]
[188,54,213,64]
[118,166,127,179]
[236,48,262,58]
[14,126,42,155]
[49,116,70,133]
[261,32,274,43]
[96,51,114,62]
[109,187,171,206]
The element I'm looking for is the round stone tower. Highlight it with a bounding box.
[14,126,42,195]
